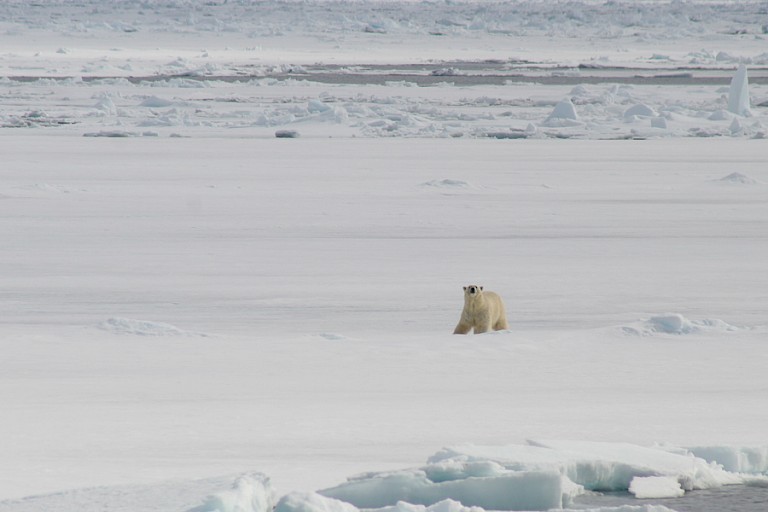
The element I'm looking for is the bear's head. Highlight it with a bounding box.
[463,285,484,297]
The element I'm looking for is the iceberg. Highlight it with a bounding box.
[727,64,751,116]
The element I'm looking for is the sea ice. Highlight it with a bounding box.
[685,445,768,474]
[319,470,566,511]
[623,104,656,119]
[628,477,685,499]
[275,491,359,512]
[315,439,751,512]
[429,440,744,493]
[139,96,176,108]
[727,64,750,116]
[191,473,276,512]
[542,99,581,127]
[276,493,674,512]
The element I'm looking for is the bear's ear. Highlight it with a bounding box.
[463,286,467,291]
[480,286,484,291]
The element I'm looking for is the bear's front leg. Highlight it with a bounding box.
[453,321,472,334]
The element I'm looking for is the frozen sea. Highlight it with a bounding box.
[1,1,768,511]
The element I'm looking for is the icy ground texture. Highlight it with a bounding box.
[1,137,767,511]
[1,0,767,139]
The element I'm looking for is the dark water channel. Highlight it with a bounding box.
[573,484,768,512]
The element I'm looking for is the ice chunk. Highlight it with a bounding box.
[431,440,743,493]
[686,445,768,474]
[94,96,118,115]
[318,470,565,511]
[727,64,751,116]
[628,476,685,499]
[542,98,581,127]
[308,99,332,113]
[424,459,505,482]
[275,492,358,512]
[708,109,732,121]
[647,313,694,334]
[623,104,656,119]
[729,117,743,134]
[140,96,175,108]
[650,117,667,129]
[191,473,275,512]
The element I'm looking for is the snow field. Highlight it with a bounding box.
[1,136,768,511]
[2,0,768,509]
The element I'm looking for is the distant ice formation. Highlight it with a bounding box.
[542,99,581,127]
[727,64,751,116]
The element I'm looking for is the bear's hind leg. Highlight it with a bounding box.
[494,308,509,331]
[473,323,491,334]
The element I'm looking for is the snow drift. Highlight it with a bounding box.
[621,314,742,336]
[98,317,208,337]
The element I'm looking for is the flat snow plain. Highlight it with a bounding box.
[2,137,768,511]
[1,1,768,511]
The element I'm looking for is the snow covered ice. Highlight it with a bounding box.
[1,1,768,511]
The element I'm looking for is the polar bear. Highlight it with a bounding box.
[453,285,509,334]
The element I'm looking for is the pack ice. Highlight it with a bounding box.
[186,440,768,512]
[311,440,765,511]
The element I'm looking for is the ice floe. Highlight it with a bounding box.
[315,440,764,511]
[320,469,566,511]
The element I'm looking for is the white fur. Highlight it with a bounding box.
[453,285,509,334]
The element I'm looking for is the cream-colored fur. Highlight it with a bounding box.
[453,285,509,334]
